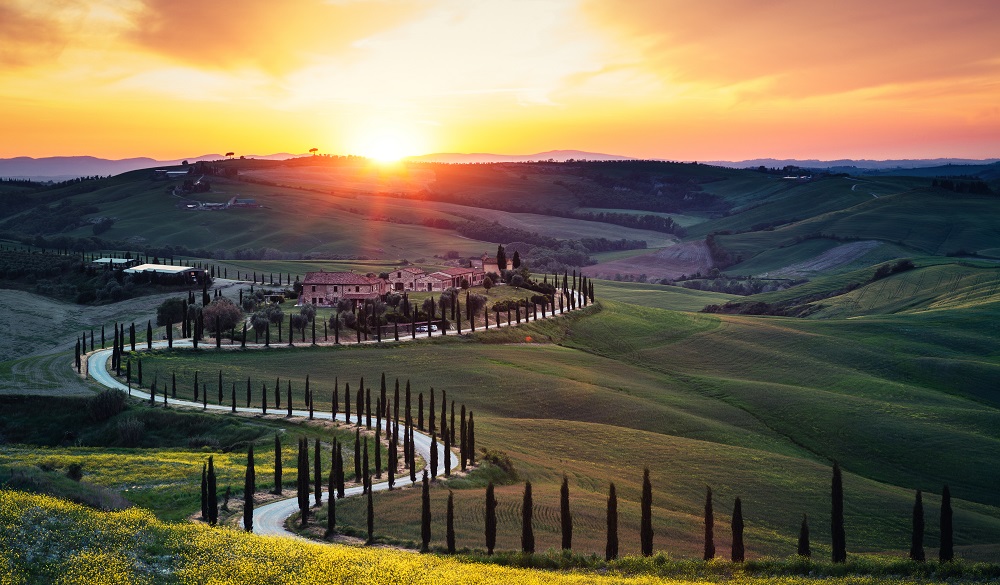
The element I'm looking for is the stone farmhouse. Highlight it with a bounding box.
[386,267,426,291]
[300,270,388,306]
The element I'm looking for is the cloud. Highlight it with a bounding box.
[583,0,1000,99]
[126,0,432,74]
[0,2,76,67]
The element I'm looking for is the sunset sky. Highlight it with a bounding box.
[2,0,998,161]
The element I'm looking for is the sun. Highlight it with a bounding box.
[353,128,424,163]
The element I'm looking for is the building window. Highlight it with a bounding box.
[334,286,338,292]
[311,285,316,292]
[355,286,360,292]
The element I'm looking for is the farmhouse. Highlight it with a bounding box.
[91,257,137,268]
[415,272,452,292]
[386,266,426,291]
[123,263,202,283]
[301,271,388,306]
[473,252,499,274]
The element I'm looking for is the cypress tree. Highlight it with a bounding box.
[308,376,314,420]
[345,383,351,423]
[418,392,424,431]
[429,388,436,437]
[297,438,309,526]
[243,444,255,532]
[246,377,251,407]
[446,490,456,554]
[798,514,810,557]
[450,401,456,444]
[365,473,375,544]
[356,384,363,426]
[940,485,953,562]
[138,358,143,385]
[443,420,451,477]
[146,320,152,350]
[333,377,339,421]
[366,386,372,429]
[273,434,283,495]
[408,422,417,483]
[326,441,336,537]
[704,486,715,560]
[362,437,370,493]
[640,467,653,556]
[336,442,346,498]
[75,338,81,372]
[606,482,618,561]
[420,471,431,552]
[388,433,396,489]
[374,420,382,479]
[910,490,925,561]
[218,370,223,404]
[314,438,322,506]
[831,462,846,563]
[126,360,131,393]
[274,377,280,409]
[430,431,438,479]
[460,404,467,471]
[193,370,199,401]
[241,323,246,348]
[522,480,535,554]
[485,481,497,555]
[731,497,745,562]
[354,429,362,481]
[287,381,293,417]
[200,463,208,521]
[468,411,476,466]
[229,382,235,412]
[172,372,177,398]
[207,456,218,525]
[129,322,135,351]
[560,474,572,550]
[261,384,267,414]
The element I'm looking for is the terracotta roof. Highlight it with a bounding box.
[302,271,380,285]
[397,267,425,275]
[437,267,474,276]
[422,272,453,281]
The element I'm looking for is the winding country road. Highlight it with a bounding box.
[85,290,586,538]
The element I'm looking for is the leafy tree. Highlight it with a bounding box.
[243,444,255,532]
[203,298,243,336]
[704,486,715,560]
[521,480,534,554]
[731,497,745,562]
[156,297,186,327]
[910,490,925,561]
[831,462,846,563]
[606,482,618,561]
[485,481,497,555]
[640,467,653,556]
[940,485,953,562]
[483,276,493,292]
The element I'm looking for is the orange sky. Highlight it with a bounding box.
[1,0,998,161]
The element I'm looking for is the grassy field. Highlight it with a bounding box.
[4,489,999,584]
[0,395,379,522]
[132,295,1000,559]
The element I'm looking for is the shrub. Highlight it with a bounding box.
[66,463,83,481]
[116,417,145,447]
[87,389,127,422]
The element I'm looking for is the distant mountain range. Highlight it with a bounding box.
[405,150,632,163]
[0,153,300,181]
[2,151,997,181]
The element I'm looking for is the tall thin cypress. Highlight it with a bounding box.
[273,434,282,495]
[207,456,218,525]
[606,482,619,561]
[336,443,346,498]
[910,490,925,561]
[940,485,953,562]
[831,462,846,563]
[354,429,362,481]
[366,480,375,545]
[345,383,351,423]
[460,404,467,471]
[798,514,811,557]
[429,388,436,436]
[243,444,255,532]
[420,471,431,552]
[521,480,535,554]
[485,481,497,555]
[446,490,456,554]
[374,419,382,479]
[287,381,293,417]
[731,497,745,562]
[468,411,476,466]
[704,486,715,560]
[430,432,438,479]
[200,463,208,521]
[297,438,309,526]
[640,467,653,556]
[560,474,572,550]
[443,420,451,477]
[362,437,370,493]
[314,437,322,506]
[326,441,336,537]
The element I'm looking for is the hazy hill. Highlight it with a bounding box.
[405,149,633,163]
[0,153,302,181]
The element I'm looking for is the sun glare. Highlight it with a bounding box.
[353,128,424,163]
